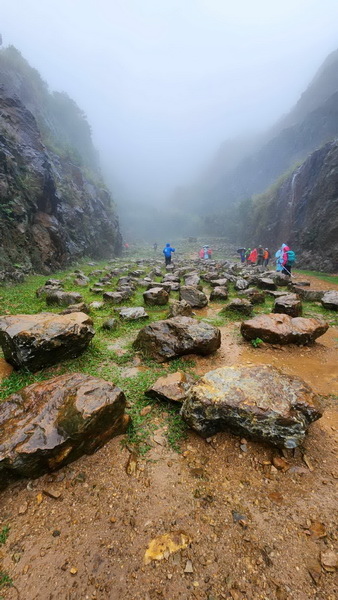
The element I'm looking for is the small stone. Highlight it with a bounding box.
[110,517,116,523]
[52,530,61,537]
[70,567,78,575]
[43,489,62,500]
[18,501,28,514]
[320,550,338,571]
[184,560,194,573]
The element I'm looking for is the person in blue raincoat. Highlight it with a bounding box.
[163,243,175,265]
[275,244,287,272]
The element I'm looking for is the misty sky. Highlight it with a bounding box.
[2,0,338,204]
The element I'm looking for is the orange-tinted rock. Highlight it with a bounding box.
[181,365,321,447]
[0,312,94,371]
[241,313,328,345]
[0,358,13,381]
[0,373,129,487]
[145,371,195,403]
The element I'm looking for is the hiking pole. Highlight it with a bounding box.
[282,266,296,278]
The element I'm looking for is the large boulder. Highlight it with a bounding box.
[0,373,129,487]
[241,313,328,345]
[321,290,338,310]
[167,300,193,318]
[210,286,228,301]
[257,278,277,291]
[145,371,195,403]
[181,365,321,448]
[133,316,221,362]
[46,290,83,306]
[143,287,169,306]
[0,312,95,371]
[184,274,200,287]
[180,286,208,308]
[273,294,302,317]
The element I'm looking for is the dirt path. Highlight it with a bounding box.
[0,273,337,600]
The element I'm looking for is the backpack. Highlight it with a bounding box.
[287,250,296,264]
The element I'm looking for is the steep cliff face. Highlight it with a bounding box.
[243,141,338,272]
[0,48,122,278]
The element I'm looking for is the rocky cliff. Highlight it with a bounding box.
[0,47,122,279]
[242,140,338,272]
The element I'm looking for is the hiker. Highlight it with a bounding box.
[237,247,246,263]
[245,248,251,265]
[282,246,296,276]
[163,243,175,265]
[199,245,212,259]
[248,248,257,265]
[257,245,265,266]
[275,244,286,272]
[153,242,158,252]
[264,248,271,267]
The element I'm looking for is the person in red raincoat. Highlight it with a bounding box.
[248,248,257,265]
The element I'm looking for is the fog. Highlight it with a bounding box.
[2,0,338,205]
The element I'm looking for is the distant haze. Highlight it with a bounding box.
[2,0,338,204]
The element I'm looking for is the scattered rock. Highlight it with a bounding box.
[46,290,83,306]
[234,278,249,291]
[117,307,149,321]
[0,373,130,486]
[133,316,221,362]
[180,286,208,308]
[321,290,338,310]
[241,314,328,345]
[167,300,193,318]
[145,371,195,403]
[143,287,169,306]
[102,318,118,331]
[181,365,321,447]
[103,292,126,304]
[273,294,302,317]
[0,312,95,371]
[220,299,253,316]
[210,286,228,301]
[257,278,277,290]
[184,560,194,573]
[320,550,337,571]
[60,302,89,315]
[239,288,265,304]
[292,287,324,302]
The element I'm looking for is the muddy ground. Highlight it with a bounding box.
[0,270,337,600]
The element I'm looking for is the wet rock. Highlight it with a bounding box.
[273,294,302,317]
[220,299,253,316]
[143,287,169,306]
[103,291,125,304]
[89,301,104,310]
[117,307,149,321]
[181,365,321,448]
[146,282,172,293]
[60,302,90,315]
[0,373,129,486]
[102,318,118,331]
[36,283,63,298]
[0,312,94,371]
[90,286,104,294]
[46,290,83,306]
[133,316,221,362]
[185,274,200,287]
[291,286,324,302]
[273,274,291,286]
[241,313,328,345]
[209,278,229,288]
[238,288,265,304]
[180,286,208,308]
[163,274,180,283]
[145,371,195,403]
[265,290,291,298]
[257,278,277,291]
[73,277,89,287]
[167,300,193,318]
[210,286,228,301]
[234,278,249,291]
[321,290,338,310]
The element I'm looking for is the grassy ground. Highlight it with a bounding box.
[297,269,338,285]
[0,253,337,457]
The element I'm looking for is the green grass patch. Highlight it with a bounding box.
[0,525,10,546]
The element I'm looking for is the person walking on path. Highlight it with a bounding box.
[264,248,271,267]
[248,248,257,265]
[237,247,246,263]
[257,245,265,266]
[153,242,158,252]
[282,246,296,276]
[163,243,175,265]
[275,244,286,272]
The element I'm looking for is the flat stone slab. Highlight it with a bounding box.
[321,290,338,310]
[133,316,221,362]
[241,313,328,345]
[181,365,322,447]
[0,312,95,371]
[116,307,149,321]
[292,287,324,302]
[0,373,129,486]
[46,290,83,306]
[145,371,195,403]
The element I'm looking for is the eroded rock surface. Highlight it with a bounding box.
[143,287,169,306]
[321,290,338,310]
[220,299,253,316]
[133,316,221,362]
[273,294,302,317]
[0,373,129,486]
[46,290,83,307]
[181,365,321,447]
[0,312,94,371]
[241,313,328,345]
[180,286,208,308]
[167,300,193,318]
